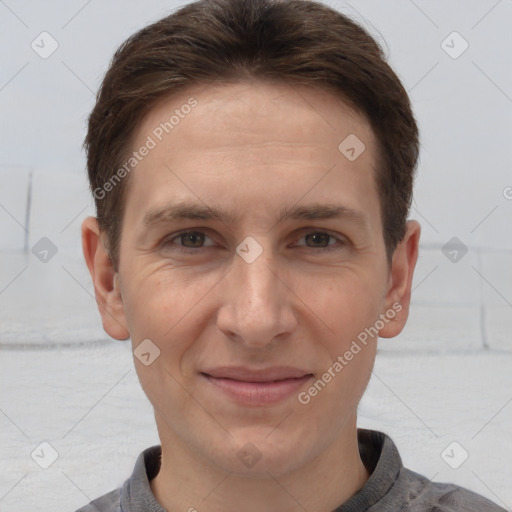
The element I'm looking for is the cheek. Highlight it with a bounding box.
[294,268,386,349]
[125,272,213,408]
[311,272,384,405]
[298,276,379,415]
[123,269,219,353]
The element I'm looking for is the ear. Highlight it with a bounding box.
[81,216,130,340]
[379,220,421,338]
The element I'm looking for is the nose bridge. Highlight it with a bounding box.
[217,241,296,344]
[245,250,275,293]
[233,245,280,317]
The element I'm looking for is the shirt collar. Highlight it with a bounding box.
[121,428,402,512]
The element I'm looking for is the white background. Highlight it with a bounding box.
[0,1,511,511]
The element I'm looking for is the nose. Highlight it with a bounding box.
[216,243,298,349]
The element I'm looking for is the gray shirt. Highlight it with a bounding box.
[75,429,507,512]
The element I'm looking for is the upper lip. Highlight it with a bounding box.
[201,366,312,382]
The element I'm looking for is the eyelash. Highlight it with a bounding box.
[162,230,346,254]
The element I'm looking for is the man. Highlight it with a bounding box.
[78,0,507,510]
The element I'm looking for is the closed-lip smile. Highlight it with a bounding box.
[200,366,314,404]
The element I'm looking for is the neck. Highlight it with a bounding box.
[150,418,370,512]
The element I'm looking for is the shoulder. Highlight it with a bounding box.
[74,486,121,512]
[72,444,162,512]
[402,467,508,512]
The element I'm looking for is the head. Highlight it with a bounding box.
[82,0,420,479]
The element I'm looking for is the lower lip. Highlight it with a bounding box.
[201,374,313,405]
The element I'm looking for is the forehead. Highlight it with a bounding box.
[123,80,380,226]
[136,80,375,152]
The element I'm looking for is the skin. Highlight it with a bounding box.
[82,80,420,512]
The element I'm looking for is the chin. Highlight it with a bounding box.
[206,430,311,478]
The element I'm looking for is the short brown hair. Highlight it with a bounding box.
[85,0,419,270]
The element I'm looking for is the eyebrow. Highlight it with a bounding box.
[142,201,369,229]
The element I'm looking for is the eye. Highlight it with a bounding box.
[161,229,347,255]
[162,231,216,253]
[293,231,346,252]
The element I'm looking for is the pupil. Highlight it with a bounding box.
[308,233,329,247]
[184,232,204,247]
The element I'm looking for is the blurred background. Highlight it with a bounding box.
[0,0,511,510]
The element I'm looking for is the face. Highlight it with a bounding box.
[84,80,418,477]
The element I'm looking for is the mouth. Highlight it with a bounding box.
[200,366,314,405]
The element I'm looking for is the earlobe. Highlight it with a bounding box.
[81,216,130,340]
[379,220,421,339]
